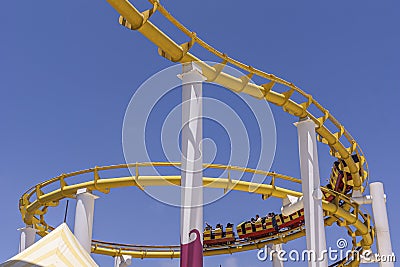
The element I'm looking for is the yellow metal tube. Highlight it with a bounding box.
[104,0,366,192]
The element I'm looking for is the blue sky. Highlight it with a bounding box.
[1,0,399,266]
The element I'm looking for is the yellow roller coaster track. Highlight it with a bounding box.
[108,0,371,191]
[19,0,375,266]
[19,163,373,267]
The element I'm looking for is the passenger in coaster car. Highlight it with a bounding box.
[271,212,279,232]
[216,223,223,231]
[250,218,256,232]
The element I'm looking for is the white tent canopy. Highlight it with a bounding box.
[1,223,98,267]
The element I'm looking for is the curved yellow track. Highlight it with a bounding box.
[19,163,373,267]
[107,0,369,192]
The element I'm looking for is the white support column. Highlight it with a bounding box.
[268,244,284,267]
[74,188,98,253]
[178,62,205,267]
[281,195,304,216]
[114,255,132,267]
[18,225,36,252]
[370,182,394,267]
[295,118,327,267]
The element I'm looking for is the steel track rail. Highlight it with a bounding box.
[105,0,369,192]
[19,163,373,266]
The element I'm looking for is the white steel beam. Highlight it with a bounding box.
[179,62,205,267]
[370,182,394,267]
[114,255,132,267]
[295,118,327,267]
[18,225,36,252]
[73,188,98,253]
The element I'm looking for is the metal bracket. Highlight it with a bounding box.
[118,1,159,31]
[158,32,196,62]
[135,163,145,191]
[94,166,110,194]
[237,69,254,93]
[261,81,275,98]
[207,57,228,82]
[224,166,232,194]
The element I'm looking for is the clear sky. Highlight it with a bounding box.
[1,0,399,266]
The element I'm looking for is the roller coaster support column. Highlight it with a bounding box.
[114,255,132,267]
[18,225,36,252]
[178,62,205,267]
[370,182,394,267]
[267,244,284,267]
[295,118,327,267]
[74,188,98,253]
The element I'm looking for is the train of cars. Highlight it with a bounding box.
[203,155,360,247]
[203,210,305,247]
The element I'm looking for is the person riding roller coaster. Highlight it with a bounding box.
[329,154,360,195]
[203,155,360,247]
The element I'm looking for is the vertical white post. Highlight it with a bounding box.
[74,188,98,253]
[268,244,284,267]
[114,255,132,267]
[18,225,36,252]
[370,182,394,267]
[295,118,327,267]
[178,62,205,267]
